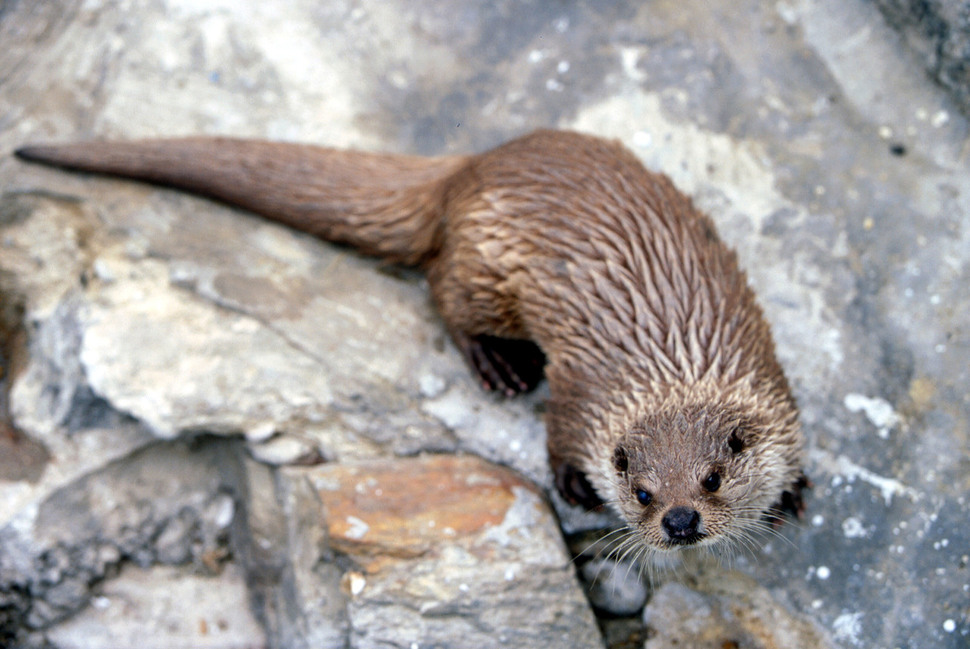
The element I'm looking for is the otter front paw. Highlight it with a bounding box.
[554,461,604,510]
[769,473,811,524]
[454,333,546,397]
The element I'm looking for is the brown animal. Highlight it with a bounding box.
[15,130,806,559]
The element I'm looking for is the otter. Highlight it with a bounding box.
[15,130,806,559]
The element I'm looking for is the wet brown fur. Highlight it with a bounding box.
[15,129,805,556]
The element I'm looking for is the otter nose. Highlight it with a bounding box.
[662,506,701,542]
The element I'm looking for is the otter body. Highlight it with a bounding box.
[15,130,805,557]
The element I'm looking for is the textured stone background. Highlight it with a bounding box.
[873,0,970,117]
[1,1,968,648]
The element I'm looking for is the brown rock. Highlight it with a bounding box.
[313,454,539,561]
[305,454,606,649]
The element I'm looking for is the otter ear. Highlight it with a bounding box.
[728,428,745,454]
[613,446,629,473]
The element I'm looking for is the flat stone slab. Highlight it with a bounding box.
[310,455,604,649]
[44,564,265,649]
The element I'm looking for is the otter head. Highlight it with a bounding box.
[608,402,802,555]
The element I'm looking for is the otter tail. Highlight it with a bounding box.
[15,138,470,265]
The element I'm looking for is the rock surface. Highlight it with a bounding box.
[642,566,831,649]
[873,0,970,118]
[46,563,267,649]
[312,455,601,649]
[1,1,968,648]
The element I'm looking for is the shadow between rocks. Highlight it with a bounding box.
[0,273,49,484]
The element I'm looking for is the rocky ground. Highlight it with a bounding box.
[874,0,970,118]
[1,1,968,648]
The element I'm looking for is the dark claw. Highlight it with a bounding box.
[768,473,811,526]
[554,461,604,511]
[455,333,545,396]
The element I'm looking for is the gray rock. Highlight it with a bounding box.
[873,0,970,117]
[43,563,266,649]
[0,438,245,638]
[246,432,325,466]
[348,557,601,649]
[641,567,834,648]
[581,557,650,617]
[270,466,350,649]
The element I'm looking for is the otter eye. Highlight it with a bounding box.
[728,429,744,454]
[702,471,721,493]
[613,447,628,473]
[635,489,652,506]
